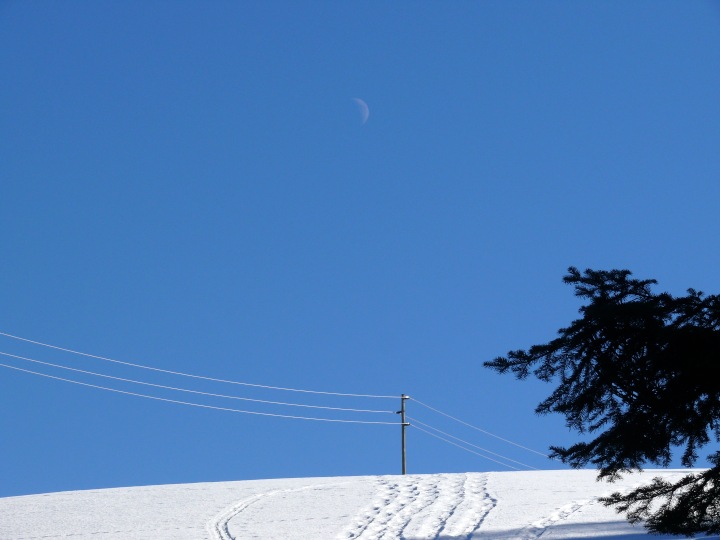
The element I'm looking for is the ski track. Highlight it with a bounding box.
[207,490,269,540]
[513,483,634,539]
[519,498,595,539]
[446,474,496,539]
[339,473,496,540]
[512,472,691,540]
[207,481,353,540]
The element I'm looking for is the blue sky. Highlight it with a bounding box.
[1,1,719,498]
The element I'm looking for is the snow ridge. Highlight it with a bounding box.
[0,470,695,540]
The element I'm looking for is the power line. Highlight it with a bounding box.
[406,416,537,470]
[410,424,521,470]
[0,351,395,414]
[410,397,550,458]
[0,363,400,425]
[0,331,396,399]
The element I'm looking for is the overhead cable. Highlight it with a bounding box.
[0,351,395,414]
[407,416,537,470]
[0,331,396,399]
[410,424,521,470]
[0,363,399,425]
[410,397,550,458]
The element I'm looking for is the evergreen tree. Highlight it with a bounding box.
[485,267,720,536]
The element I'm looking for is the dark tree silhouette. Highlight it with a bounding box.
[485,267,720,536]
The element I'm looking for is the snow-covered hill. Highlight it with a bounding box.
[0,470,703,539]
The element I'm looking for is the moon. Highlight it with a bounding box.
[353,98,369,124]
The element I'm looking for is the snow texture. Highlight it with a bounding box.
[0,470,709,539]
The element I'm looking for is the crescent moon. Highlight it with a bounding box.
[353,98,369,124]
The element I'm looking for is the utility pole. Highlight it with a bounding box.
[397,394,410,475]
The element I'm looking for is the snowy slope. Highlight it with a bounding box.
[0,470,703,540]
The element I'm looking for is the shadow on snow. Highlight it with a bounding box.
[403,520,720,540]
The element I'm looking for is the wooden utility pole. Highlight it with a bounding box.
[398,394,409,475]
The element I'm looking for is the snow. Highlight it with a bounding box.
[0,470,710,539]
